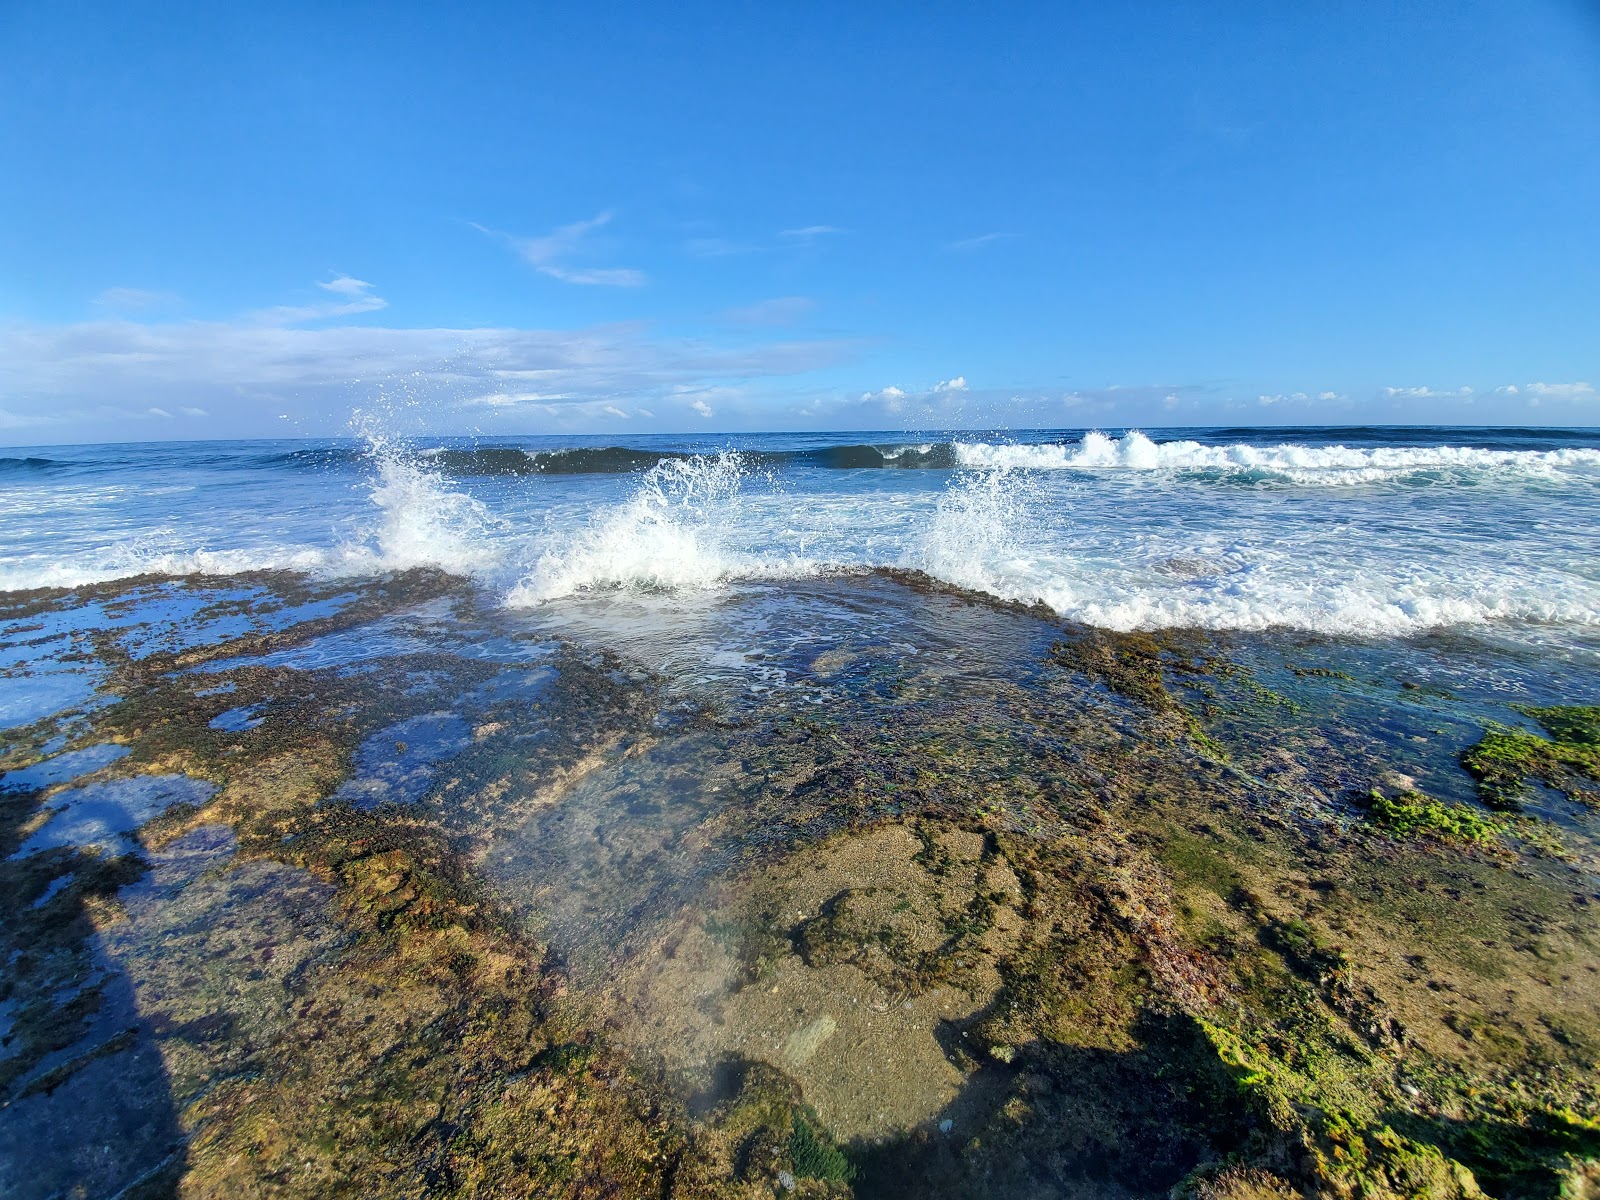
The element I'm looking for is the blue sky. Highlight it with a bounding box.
[2,1,1598,443]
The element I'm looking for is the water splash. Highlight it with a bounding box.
[915,465,1041,601]
[342,414,505,574]
[508,452,798,603]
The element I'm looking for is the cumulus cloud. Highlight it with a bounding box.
[478,212,646,287]
[932,376,968,393]
[859,385,908,412]
[690,398,713,417]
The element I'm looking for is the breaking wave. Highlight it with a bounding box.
[952,431,1600,484]
[5,426,1600,646]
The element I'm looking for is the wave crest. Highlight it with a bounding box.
[953,431,1600,483]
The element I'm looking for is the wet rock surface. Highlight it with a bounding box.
[0,568,1596,1198]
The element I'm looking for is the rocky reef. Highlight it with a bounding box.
[0,570,1596,1198]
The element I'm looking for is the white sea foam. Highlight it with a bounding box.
[506,452,809,604]
[952,431,1600,484]
[1027,569,1600,638]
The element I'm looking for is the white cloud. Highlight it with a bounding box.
[479,213,646,287]
[1383,385,1473,399]
[690,399,713,417]
[601,405,630,419]
[147,407,173,418]
[180,406,209,417]
[932,376,968,393]
[859,385,908,412]
[252,276,388,325]
[318,275,375,297]
[1524,381,1595,399]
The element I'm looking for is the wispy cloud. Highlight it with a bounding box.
[93,287,179,312]
[0,302,862,440]
[780,225,844,239]
[721,296,815,326]
[945,232,1015,252]
[478,212,646,287]
[251,276,388,325]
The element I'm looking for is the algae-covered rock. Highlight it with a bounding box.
[1462,705,1600,809]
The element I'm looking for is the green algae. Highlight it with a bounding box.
[789,1112,856,1183]
[1462,705,1600,809]
[1361,789,1505,847]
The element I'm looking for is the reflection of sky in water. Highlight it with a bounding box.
[10,774,217,858]
[0,583,356,731]
[326,664,557,810]
[0,743,130,792]
[331,713,474,809]
[194,598,556,675]
[209,705,265,732]
[0,661,106,731]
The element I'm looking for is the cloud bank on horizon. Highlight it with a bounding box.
[1,4,1597,443]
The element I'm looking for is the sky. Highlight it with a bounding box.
[2,1,1599,444]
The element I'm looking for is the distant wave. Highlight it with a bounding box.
[264,433,1600,483]
[952,431,1600,484]
[0,456,66,474]
[403,443,961,475]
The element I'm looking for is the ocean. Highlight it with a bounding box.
[5,424,1600,643]
[3,425,1600,1198]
